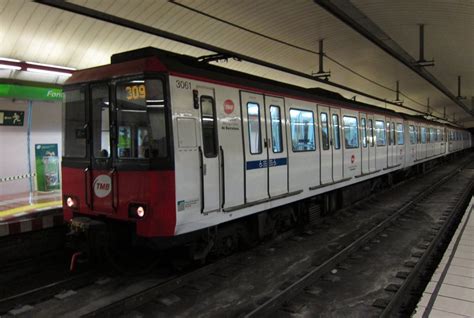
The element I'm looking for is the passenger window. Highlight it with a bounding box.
[409,125,416,144]
[343,116,359,149]
[290,109,316,152]
[320,112,329,150]
[332,114,341,150]
[247,102,261,154]
[391,122,396,145]
[387,122,395,145]
[91,84,110,158]
[375,120,385,146]
[368,119,374,147]
[270,106,283,153]
[201,96,218,157]
[421,127,427,144]
[361,118,367,148]
[397,123,404,145]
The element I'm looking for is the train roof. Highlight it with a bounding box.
[66,47,401,117]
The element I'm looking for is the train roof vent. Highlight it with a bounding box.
[111,47,170,64]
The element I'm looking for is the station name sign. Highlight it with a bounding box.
[0,84,63,101]
[0,110,25,126]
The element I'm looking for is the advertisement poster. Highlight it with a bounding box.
[118,126,131,157]
[35,144,60,191]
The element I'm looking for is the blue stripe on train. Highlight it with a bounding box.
[246,157,287,170]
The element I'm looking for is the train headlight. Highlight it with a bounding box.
[136,206,145,218]
[128,203,147,219]
[64,195,79,209]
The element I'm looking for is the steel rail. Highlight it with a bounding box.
[380,179,474,317]
[244,157,472,317]
[0,271,98,314]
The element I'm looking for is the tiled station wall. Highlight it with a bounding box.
[0,99,62,195]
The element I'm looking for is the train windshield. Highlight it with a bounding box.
[116,79,167,159]
[63,87,87,158]
[63,78,167,160]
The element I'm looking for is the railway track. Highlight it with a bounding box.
[2,154,472,317]
[245,157,473,317]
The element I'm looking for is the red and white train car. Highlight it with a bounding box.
[62,48,471,252]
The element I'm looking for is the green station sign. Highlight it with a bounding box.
[0,110,25,126]
[0,84,63,101]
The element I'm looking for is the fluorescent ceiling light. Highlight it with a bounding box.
[0,64,21,70]
[26,61,75,71]
[26,67,72,77]
[0,57,21,63]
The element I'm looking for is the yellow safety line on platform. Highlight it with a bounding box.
[0,200,62,219]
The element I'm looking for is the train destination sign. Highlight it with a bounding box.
[0,110,24,126]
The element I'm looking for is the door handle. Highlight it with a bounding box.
[198,146,204,213]
[220,146,225,209]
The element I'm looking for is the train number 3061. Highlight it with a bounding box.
[176,80,192,90]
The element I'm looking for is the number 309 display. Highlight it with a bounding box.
[125,84,146,100]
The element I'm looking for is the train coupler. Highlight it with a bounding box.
[66,217,108,264]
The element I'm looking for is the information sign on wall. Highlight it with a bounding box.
[0,110,25,126]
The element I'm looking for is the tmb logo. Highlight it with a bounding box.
[93,175,112,198]
[223,99,235,114]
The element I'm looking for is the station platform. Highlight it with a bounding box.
[0,191,63,237]
[413,196,474,317]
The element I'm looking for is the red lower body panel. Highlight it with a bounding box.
[62,167,176,237]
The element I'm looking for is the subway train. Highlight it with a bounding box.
[62,47,471,257]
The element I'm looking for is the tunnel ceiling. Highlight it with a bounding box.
[0,0,473,127]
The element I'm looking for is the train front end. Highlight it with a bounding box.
[61,53,176,243]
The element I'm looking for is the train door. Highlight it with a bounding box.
[417,125,422,160]
[360,113,369,174]
[441,127,446,154]
[241,91,269,203]
[265,96,288,197]
[395,121,404,166]
[367,115,376,172]
[342,110,361,178]
[89,83,115,214]
[331,109,343,182]
[386,118,397,167]
[318,105,332,184]
[386,121,394,167]
[198,86,221,213]
[407,124,416,164]
[374,117,387,170]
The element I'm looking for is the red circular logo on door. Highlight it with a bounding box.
[351,154,355,164]
[224,99,235,114]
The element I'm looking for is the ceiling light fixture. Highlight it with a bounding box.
[26,61,75,71]
[0,64,22,70]
[26,67,73,77]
